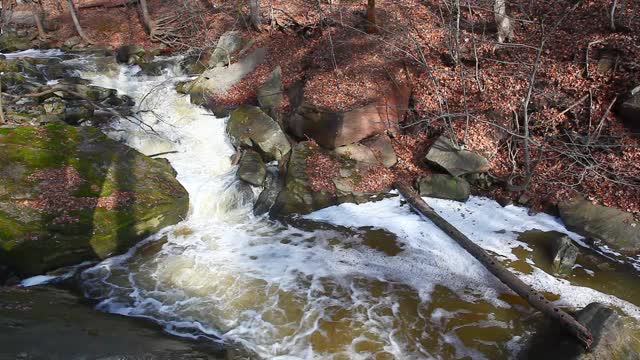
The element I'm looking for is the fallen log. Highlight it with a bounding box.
[78,0,137,9]
[394,181,593,348]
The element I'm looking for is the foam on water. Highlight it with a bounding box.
[9,50,630,359]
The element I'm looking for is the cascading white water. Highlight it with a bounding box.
[15,52,636,359]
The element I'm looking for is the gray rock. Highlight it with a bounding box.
[550,234,579,273]
[559,196,640,254]
[226,105,291,161]
[237,150,267,186]
[417,174,471,202]
[63,104,94,124]
[519,302,640,359]
[257,66,284,114]
[254,164,282,216]
[362,134,397,168]
[0,286,250,360]
[187,47,266,113]
[209,30,247,68]
[335,143,379,164]
[620,86,640,131]
[116,44,146,65]
[63,36,82,49]
[43,97,65,117]
[425,136,490,177]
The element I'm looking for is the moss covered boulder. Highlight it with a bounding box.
[0,122,188,276]
[417,174,470,202]
[271,141,392,216]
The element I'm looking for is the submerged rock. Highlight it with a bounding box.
[425,136,490,177]
[0,122,189,276]
[550,234,579,273]
[226,105,291,161]
[237,150,267,187]
[0,286,252,360]
[417,174,470,202]
[558,196,640,254]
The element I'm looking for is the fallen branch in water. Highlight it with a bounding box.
[394,181,593,349]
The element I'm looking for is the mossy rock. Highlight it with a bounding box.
[417,174,470,202]
[0,32,31,52]
[0,122,189,276]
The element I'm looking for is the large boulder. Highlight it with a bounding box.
[208,30,249,68]
[417,174,470,202]
[519,303,640,359]
[425,136,490,177]
[226,105,291,161]
[186,48,266,115]
[558,196,640,254]
[0,31,31,52]
[362,134,397,168]
[0,122,189,276]
[287,85,411,149]
[271,141,392,216]
[0,286,254,360]
[257,66,284,116]
[619,86,640,131]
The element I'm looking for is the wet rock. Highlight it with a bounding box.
[63,103,94,125]
[42,97,65,119]
[271,141,391,216]
[208,30,248,68]
[425,136,490,177]
[550,234,579,273]
[417,174,470,202]
[59,77,91,86]
[558,196,639,254]
[237,150,267,186]
[257,66,284,116]
[116,44,146,65]
[254,164,282,216]
[226,105,291,161]
[0,286,236,359]
[362,134,398,168]
[520,302,640,359]
[0,122,189,276]
[287,85,411,149]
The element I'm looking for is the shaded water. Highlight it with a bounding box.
[11,50,640,359]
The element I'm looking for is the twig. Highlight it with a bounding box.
[558,94,589,117]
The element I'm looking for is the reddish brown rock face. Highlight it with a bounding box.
[288,85,411,149]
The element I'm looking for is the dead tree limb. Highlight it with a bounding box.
[66,0,92,43]
[394,181,593,349]
[78,0,137,9]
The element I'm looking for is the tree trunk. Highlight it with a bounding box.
[248,0,261,31]
[32,4,46,39]
[394,181,594,349]
[1,0,16,34]
[366,0,378,34]
[138,0,153,34]
[494,0,513,43]
[66,0,92,43]
[0,78,5,124]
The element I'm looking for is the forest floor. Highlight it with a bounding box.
[21,0,640,216]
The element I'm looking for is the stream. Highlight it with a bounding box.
[8,49,640,359]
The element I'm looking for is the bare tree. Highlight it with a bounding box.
[66,0,92,43]
[1,0,17,34]
[366,0,378,33]
[31,1,47,39]
[494,0,513,43]
[249,0,262,31]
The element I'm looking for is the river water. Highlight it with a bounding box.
[10,50,640,359]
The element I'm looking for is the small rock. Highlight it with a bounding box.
[63,36,82,49]
[43,97,65,117]
[550,234,579,273]
[425,136,490,177]
[115,44,146,65]
[334,143,379,164]
[417,174,471,202]
[254,164,282,216]
[237,150,267,186]
[208,30,247,68]
[362,134,398,168]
